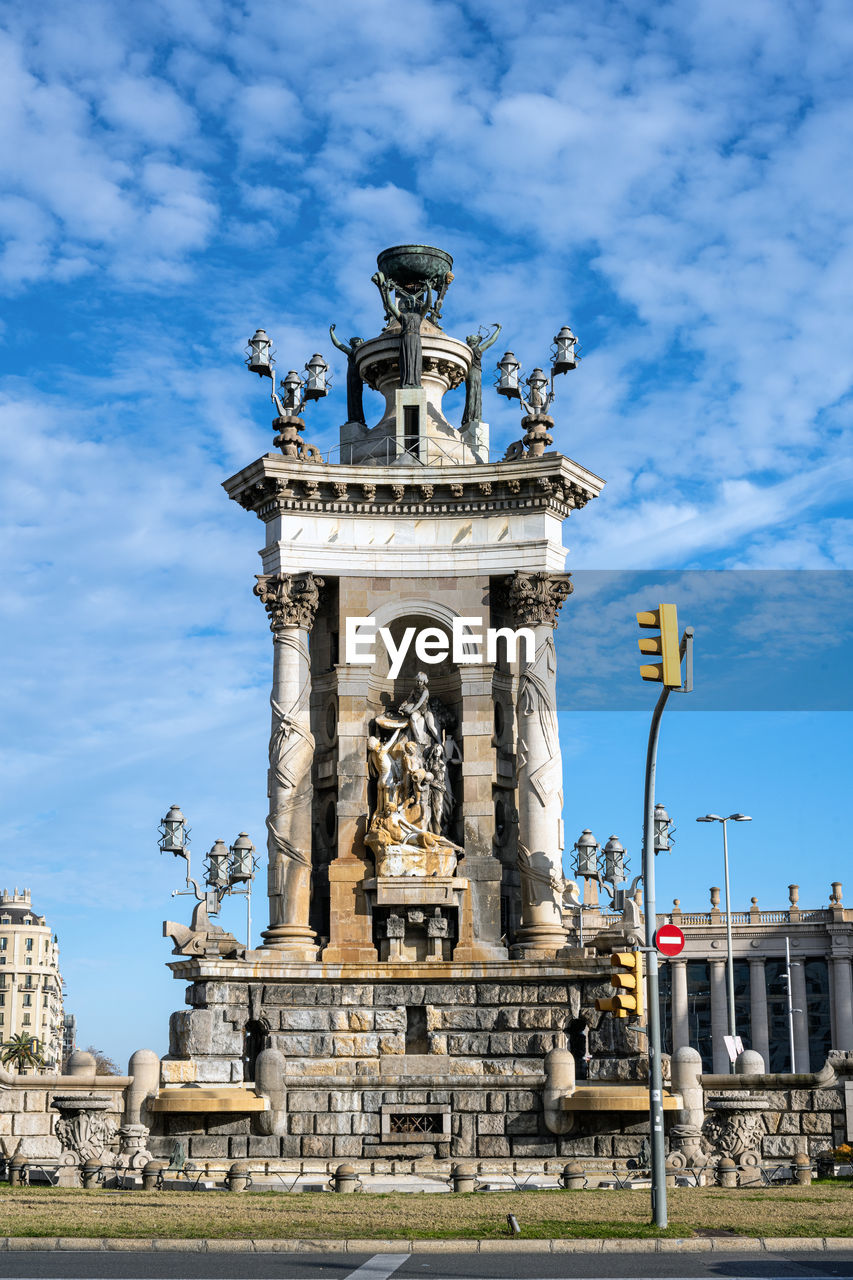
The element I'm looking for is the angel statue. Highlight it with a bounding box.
[462,324,501,427]
[329,326,366,425]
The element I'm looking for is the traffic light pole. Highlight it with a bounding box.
[642,682,670,1230]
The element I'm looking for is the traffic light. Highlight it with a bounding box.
[636,603,682,688]
[595,950,644,1020]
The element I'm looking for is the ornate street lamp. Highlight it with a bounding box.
[654,802,675,853]
[245,329,330,436]
[157,809,258,948]
[245,329,274,378]
[158,805,189,857]
[303,353,330,401]
[496,351,522,399]
[573,829,600,880]
[601,834,627,887]
[205,839,230,889]
[551,325,579,374]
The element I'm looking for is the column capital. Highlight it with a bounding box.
[502,570,573,628]
[254,572,324,631]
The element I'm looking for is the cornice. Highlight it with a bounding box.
[223,453,604,524]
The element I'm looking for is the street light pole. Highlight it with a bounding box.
[696,813,752,1069]
[721,819,736,1044]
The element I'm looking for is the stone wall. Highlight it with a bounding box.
[157,970,652,1163]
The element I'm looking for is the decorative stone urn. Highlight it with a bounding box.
[51,1094,118,1167]
[703,1095,770,1173]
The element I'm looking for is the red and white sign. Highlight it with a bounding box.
[654,924,685,957]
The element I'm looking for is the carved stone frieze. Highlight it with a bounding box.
[504,571,573,629]
[254,573,325,632]
[229,468,596,519]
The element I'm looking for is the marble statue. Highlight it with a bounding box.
[365,673,460,876]
[329,326,366,425]
[462,324,501,426]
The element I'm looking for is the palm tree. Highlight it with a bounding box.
[0,1033,46,1073]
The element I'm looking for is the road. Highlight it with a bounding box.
[1,1247,853,1280]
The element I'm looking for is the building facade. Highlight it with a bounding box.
[0,888,64,1069]
[566,880,853,1075]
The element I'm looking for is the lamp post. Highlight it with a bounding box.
[695,813,752,1063]
[158,807,258,948]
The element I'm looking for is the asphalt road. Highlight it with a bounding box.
[2,1248,853,1280]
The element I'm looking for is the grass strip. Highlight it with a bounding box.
[1,1186,852,1241]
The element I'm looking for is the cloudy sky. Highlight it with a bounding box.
[1,0,851,1065]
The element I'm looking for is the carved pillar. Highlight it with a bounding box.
[505,571,572,956]
[670,959,689,1053]
[254,573,324,959]
[454,662,505,962]
[748,957,770,1067]
[322,659,378,964]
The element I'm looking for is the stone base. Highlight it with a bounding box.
[155,958,655,1162]
[260,923,319,961]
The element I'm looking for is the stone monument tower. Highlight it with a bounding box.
[158,247,630,1166]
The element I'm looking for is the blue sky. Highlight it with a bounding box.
[1,0,852,1066]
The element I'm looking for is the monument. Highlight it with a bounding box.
[154,245,655,1166]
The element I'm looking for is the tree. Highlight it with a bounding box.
[82,1045,120,1076]
[1,1034,46,1073]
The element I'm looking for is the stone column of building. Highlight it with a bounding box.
[748,957,770,1068]
[670,959,689,1053]
[505,571,573,956]
[710,958,729,1073]
[790,955,810,1072]
[830,954,853,1051]
[454,661,505,961]
[254,572,323,960]
[322,659,379,963]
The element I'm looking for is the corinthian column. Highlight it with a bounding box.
[254,573,324,960]
[506,570,572,956]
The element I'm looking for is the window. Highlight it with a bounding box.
[0,994,4,1006]
[26,938,34,951]
[25,957,32,966]
[24,975,33,989]
[0,1013,4,1025]
[22,1013,30,1025]
[0,937,6,950]
[22,994,32,1007]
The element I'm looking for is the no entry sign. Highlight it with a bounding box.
[655,923,685,957]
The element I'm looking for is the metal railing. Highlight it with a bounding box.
[324,435,468,467]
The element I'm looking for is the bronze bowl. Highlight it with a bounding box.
[377,244,453,292]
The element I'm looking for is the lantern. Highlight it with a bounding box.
[526,367,549,411]
[158,805,189,856]
[245,329,274,378]
[601,835,627,886]
[551,325,578,375]
[303,353,329,401]
[205,839,230,889]
[654,803,674,853]
[229,832,256,885]
[495,351,521,398]
[281,370,304,413]
[573,829,600,879]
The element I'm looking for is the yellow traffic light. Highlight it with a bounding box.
[637,603,682,688]
[595,950,644,1020]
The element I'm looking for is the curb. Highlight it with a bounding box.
[1,1237,853,1253]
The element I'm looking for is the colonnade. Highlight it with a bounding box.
[667,952,853,1071]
